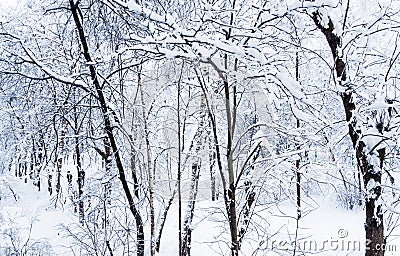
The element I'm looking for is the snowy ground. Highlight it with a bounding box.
[1,171,399,256]
[0,173,73,255]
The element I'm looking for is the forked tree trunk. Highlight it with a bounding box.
[196,63,238,256]
[218,60,239,256]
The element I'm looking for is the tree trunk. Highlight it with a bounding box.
[203,60,239,256]
[69,1,144,255]
[56,103,68,202]
[209,139,216,201]
[312,12,385,256]
[129,135,140,199]
[73,89,85,224]
[155,189,175,252]
[138,65,155,256]
[177,70,183,256]
[182,163,200,256]
[224,74,239,256]
[295,53,301,217]
[48,174,53,195]
[104,137,112,205]
[75,135,84,224]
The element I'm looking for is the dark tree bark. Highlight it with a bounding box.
[73,108,84,223]
[295,52,301,217]
[312,11,385,256]
[155,189,175,252]
[56,111,67,200]
[196,66,237,255]
[104,137,113,205]
[129,134,140,199]
[138,66,155,256]
[69,1,144,255]
[75,135,84,224]
[48,174,53,195]
[209,139,216,201]
[177,69,183,256]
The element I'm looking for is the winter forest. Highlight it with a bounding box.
[1,0,400,255]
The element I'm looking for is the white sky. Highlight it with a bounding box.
[1,0,12,5]
[0,0,27,21]
[0,0,28,13]
[1,0,19,7]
